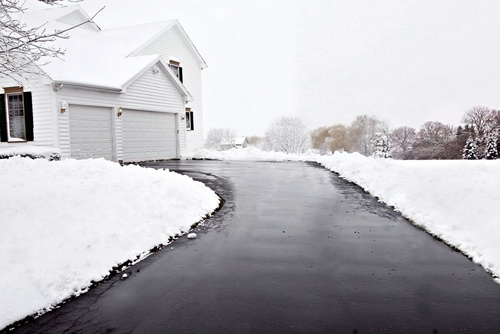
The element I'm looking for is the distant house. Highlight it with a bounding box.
[0,4,207,162]
[234,137,248,149]
[219,137,248,150]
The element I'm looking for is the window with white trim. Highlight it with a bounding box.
[0,87,34,142]
[168,60,183,83]
[185,107,194,131]
[7,92,25,141]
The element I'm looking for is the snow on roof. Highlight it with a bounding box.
[99,20,177,57]
[23,4,86,23]
[17,4,202,91]
[100,20,208,69]
[234,137,248,145]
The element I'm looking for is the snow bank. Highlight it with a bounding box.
[190,148,500,281]
[186,147,308,161]
[0,157,219,330]
[0,145,61,160]
[315,153,500,280]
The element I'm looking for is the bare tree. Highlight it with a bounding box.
[413,121,455,159]
[462,106,496,137]
[0,0,102,82]
[311,127,330,152]
[390,126,416,159]
[246,135,263,147]
[265,116,309,154]
[347,115,386,156]
[204,128,237,150]
[326,124,349,153]
[311,125,349,154]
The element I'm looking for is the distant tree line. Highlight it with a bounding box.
[311,106,500,160]
[205,106,499,159]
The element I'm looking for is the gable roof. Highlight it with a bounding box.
[100,20,207,69]
[234,137,248,145]
[18,4,204,95]
[22,4,101,31]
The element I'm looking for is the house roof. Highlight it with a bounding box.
[100,20,208,69]
[18,3,204,95]
[234,137,248,145]
[22,4,100,31]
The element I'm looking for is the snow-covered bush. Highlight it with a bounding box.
[0,146,61,161]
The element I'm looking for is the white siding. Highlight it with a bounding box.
[56,65,185,159]
[56,69,184,112]
[0,75,56,149]
[136,25,204,153]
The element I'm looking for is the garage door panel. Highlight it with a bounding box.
[122,110,177,162]
[69,105,113,160]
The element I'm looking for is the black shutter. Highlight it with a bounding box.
[179,67,183,83]
[24,92,34,141]
[190,111,194,131]
[0,94,6,142]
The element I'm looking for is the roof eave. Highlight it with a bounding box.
[53,81,122,93]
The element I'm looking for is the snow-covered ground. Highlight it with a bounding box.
[193,147,500,283]
[0,157,219,330]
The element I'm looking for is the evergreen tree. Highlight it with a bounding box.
[484,133,498,160]
[372,132,390,158]
[463,136,480,160]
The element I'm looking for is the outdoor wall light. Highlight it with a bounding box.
[60,100,68,113]
[117,107,123,117]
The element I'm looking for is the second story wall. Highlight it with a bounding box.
[136,25,204,152]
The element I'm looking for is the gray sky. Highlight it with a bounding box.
[75,0,500,136]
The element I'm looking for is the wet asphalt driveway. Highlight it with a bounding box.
[10,160,500,333]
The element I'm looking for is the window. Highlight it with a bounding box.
[0,87,34,142]
[168,60,183,83]
[185,107,194,131]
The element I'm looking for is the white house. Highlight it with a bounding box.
[0,4,207,162]
[234,137,248,149]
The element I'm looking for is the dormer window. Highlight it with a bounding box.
[168,60,183,83]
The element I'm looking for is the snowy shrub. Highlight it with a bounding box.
[0,148,61,161]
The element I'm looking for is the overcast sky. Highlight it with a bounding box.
[69,0,500,136]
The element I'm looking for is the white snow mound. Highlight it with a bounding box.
[0,157,219,329]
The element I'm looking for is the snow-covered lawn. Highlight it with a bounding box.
[0,157,219,330]
[194,147,500,283]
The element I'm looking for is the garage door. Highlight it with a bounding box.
[69,105,113,160]
[122,110,178,162]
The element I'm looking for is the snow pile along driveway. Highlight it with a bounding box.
[316,153,500,281]
[0,157,220,330]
